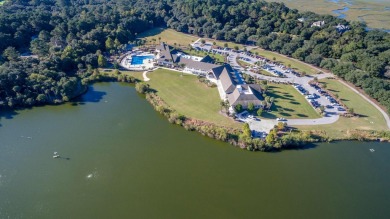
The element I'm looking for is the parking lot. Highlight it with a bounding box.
[191,39,350,135]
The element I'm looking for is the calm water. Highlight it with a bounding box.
[1,83,390,218]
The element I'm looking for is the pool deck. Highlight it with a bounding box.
[121,52,155,70]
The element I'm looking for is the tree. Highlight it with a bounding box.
[348,108,355,115]
[224,100,230,115]
[257,108,263,117]
[220,100,225,112]
[242,123,252,139]
[234,45,239,51]
[98,54,106,67]
[135,82,149,94]
[319,105,325,114]
[201,39,206,44]
[266,129,278,145]
[234,104,243,113]
[224,43,228,48]
[3,47,19,61]
[248,102,255,112]
[277,122,286,131]
[105,37,114,51]
[30,39,49,56]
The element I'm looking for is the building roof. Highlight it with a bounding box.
[178,57,219,71]
[156,43,177,63]
[227,84,263,106]
[210,64,242,94]
[200,55,214,63]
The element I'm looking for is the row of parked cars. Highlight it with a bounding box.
[294,84,308,95]
[310,83,346,112]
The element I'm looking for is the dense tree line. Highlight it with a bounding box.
[0,0,165,108]
[0,0,389,112]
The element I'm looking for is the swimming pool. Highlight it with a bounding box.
[130,55,154,65]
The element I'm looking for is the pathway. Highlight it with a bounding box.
[143,70,150,81]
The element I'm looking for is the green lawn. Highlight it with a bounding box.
[251,48,319,75]
[236,59,252,68]
[258,70,276,77]
[147,69,242,128]
[296,79,388,138]
[262,84,320,119]
[138,28,198,47]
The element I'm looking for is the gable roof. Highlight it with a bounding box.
[178,57,219,71]
[227,84,263,106]
[157,43,177,63]
[210,64,241,94]
[200,55,215,63]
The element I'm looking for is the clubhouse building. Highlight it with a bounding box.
[156,43,263,110]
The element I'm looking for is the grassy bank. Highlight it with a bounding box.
[147,68,242,128]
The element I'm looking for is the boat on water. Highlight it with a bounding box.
[369,149,375,152]
[53,155,60,158]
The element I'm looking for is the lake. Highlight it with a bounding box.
[1,83,389,218]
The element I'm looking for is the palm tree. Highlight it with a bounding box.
[220,100,225,112]
[224,100,230,116]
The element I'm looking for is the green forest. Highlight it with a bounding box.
[0,0,389,112]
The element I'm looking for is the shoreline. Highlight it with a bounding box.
[1,73,389,149]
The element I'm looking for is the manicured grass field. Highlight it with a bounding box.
[147,69,242,128]
[296,78,388,138]
[251,48,319,75]
[138,28,198,47]
[262,84,320,119]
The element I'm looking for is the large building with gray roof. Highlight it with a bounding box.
[155,43,263,110]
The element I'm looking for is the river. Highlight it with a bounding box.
[1,83,389,218]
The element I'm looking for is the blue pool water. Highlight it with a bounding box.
[131,55,154,65]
